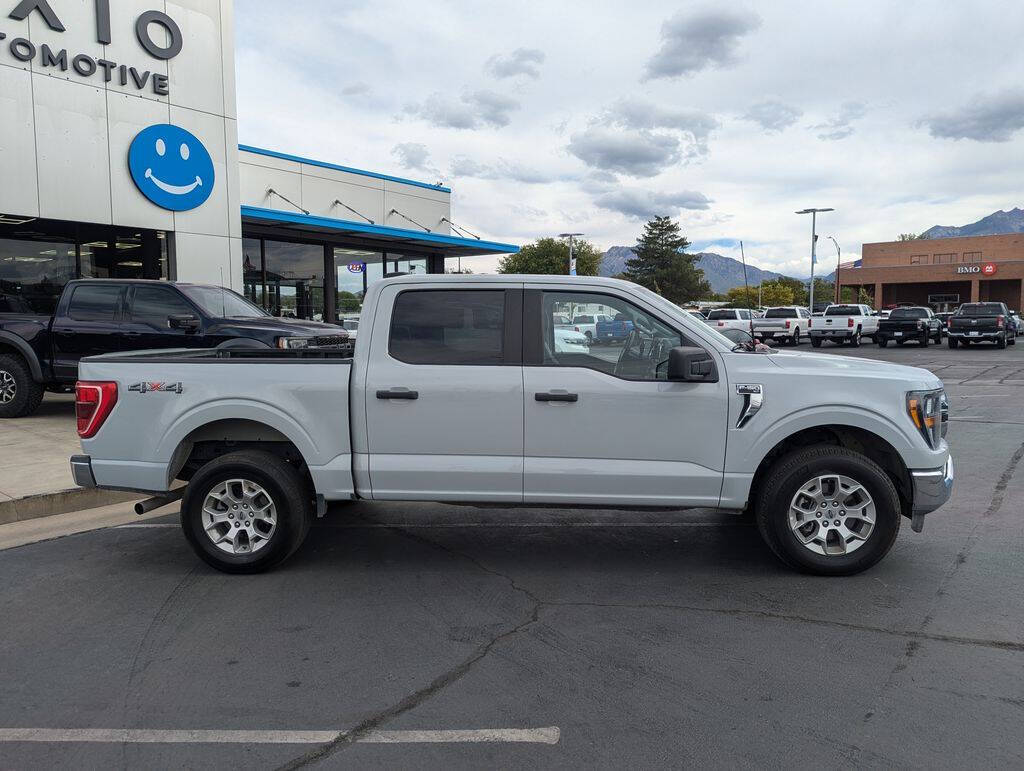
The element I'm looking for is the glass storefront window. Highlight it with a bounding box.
[242,237,264,307]
[333,248,380,315]
[0,238,76,314]
[263,241,325,321]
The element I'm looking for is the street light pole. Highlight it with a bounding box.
[827,236,841,303]
[558,232,584,276]
[796,208,834,312]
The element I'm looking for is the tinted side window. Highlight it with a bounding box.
[131,287,196,325]
[68,285,122,321]
[390,290,504,365]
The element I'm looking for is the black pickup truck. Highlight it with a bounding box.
[876,306,943,347]
[947,302,1016,349]
[0,280,351,418]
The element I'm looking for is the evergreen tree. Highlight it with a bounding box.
[622,216,710,303]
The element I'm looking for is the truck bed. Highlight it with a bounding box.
[77,348,354,498]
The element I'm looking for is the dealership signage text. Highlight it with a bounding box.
[2,0,182,95]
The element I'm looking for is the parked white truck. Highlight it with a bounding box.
[809,304,880,347]
[71,275,952,576]
[752,307,812,346]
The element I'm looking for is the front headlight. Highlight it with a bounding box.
[276,336,311,349]
[907,388,945,448]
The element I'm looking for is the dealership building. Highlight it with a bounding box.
[838,233,1024,313]
[0,0,516,322]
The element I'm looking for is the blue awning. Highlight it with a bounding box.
[241,205,518,257]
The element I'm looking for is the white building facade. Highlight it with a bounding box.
[0,0,514,323]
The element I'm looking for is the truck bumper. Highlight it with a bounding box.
[950,332,1001,340]
[909,455,954,530]
[70,455,96,488]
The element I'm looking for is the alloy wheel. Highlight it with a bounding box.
[201,478,278,555]
[788,474,876,556]
[0,370,16,404]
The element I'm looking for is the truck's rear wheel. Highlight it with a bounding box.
[948,337,958,348]
[754,445,901,575]
[0,354,44,419]
[849,329,861,347]
[810,337,822,348]
[181,450,312,574]
[997,333,1007,349]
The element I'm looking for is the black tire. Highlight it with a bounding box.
[877,338,887,348]
[810,337,822,348]
[1010,335,1016,346]
[0,354,45,419]
[181,450,313,574]
[948,337,958,349]
[920,332,929,347]
[850,329,861,347]
[997,333,1007,349]
[934,330,942,344]
[584,331,593,345]
[896,340,905,346]
[754,445,901,576]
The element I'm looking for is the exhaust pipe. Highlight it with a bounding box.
[134,487,185,515]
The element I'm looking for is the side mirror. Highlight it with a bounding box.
[168,313,200,332]
[668,346,718,382]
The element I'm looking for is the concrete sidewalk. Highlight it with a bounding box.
[0,393,136,524]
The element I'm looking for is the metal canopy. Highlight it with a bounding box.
[241,205,518,257]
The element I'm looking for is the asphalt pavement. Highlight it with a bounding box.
[1,340,1022,769]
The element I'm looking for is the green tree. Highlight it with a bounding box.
[725,286,759,308]
[774,276,808,305]
[758,279,795,307]
[622,216,710,303]
[898,233,922,241]
[497,237,602,275]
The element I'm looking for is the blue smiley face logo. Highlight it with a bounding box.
[128,124,215,211]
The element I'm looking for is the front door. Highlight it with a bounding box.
[121,285,208,352]
[523,287,729,507]
[362,284,524,501]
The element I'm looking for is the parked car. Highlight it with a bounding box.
[876,307,943,347]
[73,274,952,577]
[554,327,590,353]
[0,279,351,418]
[594,313,634,345]
[339,318,359,340]
[947,302,1016,349]
[1012,312,1024,336]
[808,304,880,347]
[934,312,954,334]
[571,312,614,343]
[705,308,755,334]
[751,306,811,346]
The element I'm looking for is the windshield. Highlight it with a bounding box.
[825,305,860,315]
[959,303,1004,316]
[342,319,359,330]
[764,308,797,318]
[179,286,269,318]
[707,310,736,320]
[890,308,928,319]
[573,315,594,323]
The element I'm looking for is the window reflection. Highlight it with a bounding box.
[263,241,325,321]
[0,239,76,314]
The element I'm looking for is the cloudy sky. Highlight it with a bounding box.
[236,0,1024,276]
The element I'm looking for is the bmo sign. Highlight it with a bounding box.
[957,263,998,276]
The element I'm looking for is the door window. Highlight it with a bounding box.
[130,286,196,326]
[389,290,505,365]
[539,292,684,381]
[67,284,122,321]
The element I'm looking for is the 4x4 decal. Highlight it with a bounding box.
[128,381,183,394]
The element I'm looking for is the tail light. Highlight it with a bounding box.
[717,321,725,327]
[76,381,118,438]
[808,318,812,328]
[785,320,791,329]
[947,319,952,328]
[997,315,1005,328]
[574,326,581,332]
[847,317,855,328]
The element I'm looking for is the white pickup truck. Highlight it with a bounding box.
[808,304,880,347]
[752,306,812,346]
[71,275,952,576]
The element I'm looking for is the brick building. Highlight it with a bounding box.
[838,233,1024,312]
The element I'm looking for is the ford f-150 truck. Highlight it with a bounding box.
[876,307,944,347]
[0,280,351,418]
[751,307,811,346]
[71,275,953,576]
[808,304,880,348]
[947,302,1016,349]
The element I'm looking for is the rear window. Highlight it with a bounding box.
[389,290,504,365]
[959,303,1004,317]
[889,308,928,319]
[764,308,797,318]
[573,315,594,324]
[706,310,736,320]
[68,284,122,321]
[825,305,860,315]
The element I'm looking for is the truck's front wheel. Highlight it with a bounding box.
[181,450,312,574]
[754,446,901,576]
[0,354,44,418]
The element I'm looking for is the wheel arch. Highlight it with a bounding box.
[0,332,44,381]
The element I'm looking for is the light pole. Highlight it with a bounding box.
[796,208,834,313]
[827,236,841,303]
[559,232,584,276]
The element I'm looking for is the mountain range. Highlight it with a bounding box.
[917,208,1024,239]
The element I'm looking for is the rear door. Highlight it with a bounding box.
[523,287,728,507]
[363,284,525,501]
[51,283,127,380]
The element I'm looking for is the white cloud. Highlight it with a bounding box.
[485,47,545,79]
[918,90,1024,142]
[643,7,761,81]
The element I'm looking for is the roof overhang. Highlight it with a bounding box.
[241,205,518,257]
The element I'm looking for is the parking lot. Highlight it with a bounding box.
[1,342,1022,769]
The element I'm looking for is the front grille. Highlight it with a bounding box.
[310,335,351,348]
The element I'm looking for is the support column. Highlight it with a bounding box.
[971,279,980,302]
[874,282,883,307]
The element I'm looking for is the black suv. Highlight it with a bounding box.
[0,280,351,417]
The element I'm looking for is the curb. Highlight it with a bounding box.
[0,488,141,526]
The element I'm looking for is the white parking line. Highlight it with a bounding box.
[0,727,560,745]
